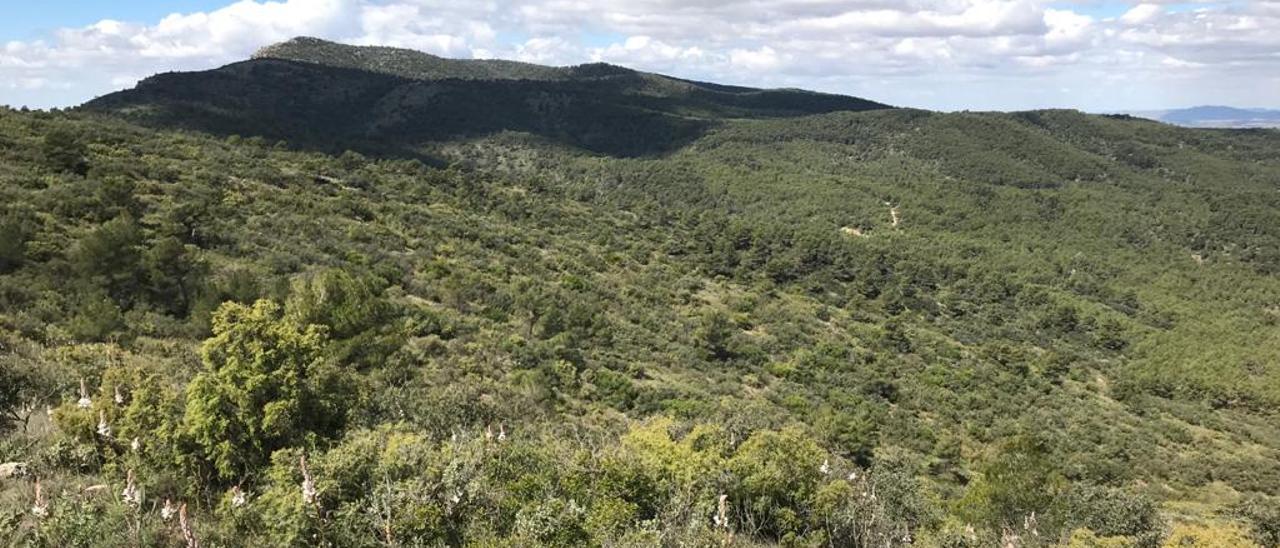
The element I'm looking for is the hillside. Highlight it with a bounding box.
[2,40,1280,547]
[85,37,889,158]
[251,36,617,81]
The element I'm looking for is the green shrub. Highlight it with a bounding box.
[40,128,88,175]
[1059,485,1164,547]
[728,425,825,538]
[183,300,357,481]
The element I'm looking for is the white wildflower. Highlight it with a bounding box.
[300,455,317,505]
[819,458,830,476]
[1001,528,1021,548]
[230,486,247,507]
[713,494,729,529]
[179,503,200,548]
[96,410,112,438]
[122,469,141,509]
[77,379,92,409]
[31,479,48,518]
[161,498,177,521]
[131,437,141,452]
[847,471,858,481]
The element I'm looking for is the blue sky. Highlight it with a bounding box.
[2,0,1277,112]
[0,1,226,41]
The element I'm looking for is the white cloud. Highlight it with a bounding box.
[354,2,476,56]
[1043,9,1092,50]
[513,36,576,64]
[1161,56,1204,68]
[772,2,1047,40]
[1120,4,1162,25]
[589,35,708,71]
[0,0,1275,111]
[729,46,784,71]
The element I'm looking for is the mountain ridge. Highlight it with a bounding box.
[85,37,892,157]
[1121,105,1280,129]
[250,36,629,82]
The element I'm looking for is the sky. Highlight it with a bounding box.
[1,0,1278,112]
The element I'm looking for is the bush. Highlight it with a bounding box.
[183,300,357,480]
[728,425,825,538]
[69,215,145,308]
[1232,496,1280,548]
[41,128,88,175]
[285,269,391,341]
[0,210,31,273]
[0,362,32,433]
[1059,485,1164,547]
[956,434,1066,531]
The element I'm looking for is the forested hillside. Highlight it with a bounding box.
[1,40,1279,547]
[84,38,888,158]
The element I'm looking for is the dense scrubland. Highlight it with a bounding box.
[1,40,1280,547]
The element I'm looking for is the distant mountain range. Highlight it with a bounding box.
[1121,106,1280,129]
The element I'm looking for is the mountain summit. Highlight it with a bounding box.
[251,36,618,81]
[85,37,890,157]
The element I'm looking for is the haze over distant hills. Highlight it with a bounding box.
[1121,105,1280,129]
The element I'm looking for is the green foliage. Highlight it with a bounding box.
[69,215,145,308]
[65,291,127,342]
[814,455,936,546]
[728,426,826,538]
[143,236,206,316]
[697,310,739,361]
[514,497,591,545]
[1067,528,1140,548]
[957,434,1066,530]
[0,65,1277,545]
[0,209,32,273]
[0,363,31,433]
[285,269,391,340]
[620,417,727,497]
[184,299,356,480]
[40,127,88,175]
[1059,485,1164,547]
[1233,496,1280,548]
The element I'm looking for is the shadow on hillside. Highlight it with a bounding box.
[81,59,887,160]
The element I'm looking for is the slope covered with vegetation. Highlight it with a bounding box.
[251,36,614,81]
[1,44,1279,547]
[85,38,889,158]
